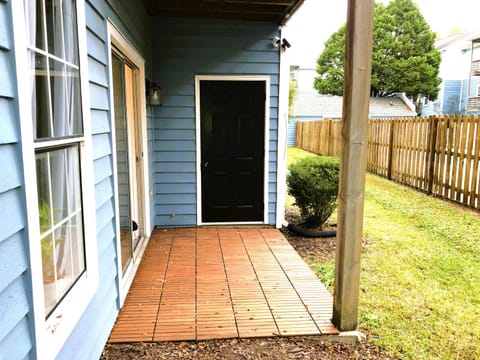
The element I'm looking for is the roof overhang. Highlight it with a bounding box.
[143,0,305,25]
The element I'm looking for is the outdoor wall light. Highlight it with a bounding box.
[146,79,163,106]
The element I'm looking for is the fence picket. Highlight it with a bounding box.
[470,116,480,208]
[464,115,476,204]
[427,116,438,194]
[456,115,468,202]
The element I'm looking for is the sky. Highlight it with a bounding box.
[283,0,480,68]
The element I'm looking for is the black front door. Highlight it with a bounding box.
[200,80,265,222]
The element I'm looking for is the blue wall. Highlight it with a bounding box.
[443,80,462,114]
[3,2,284,358]
[0,1,35,358]
[442,78,480,115]
[151,17,281,227]
[287,119,297,147]
[0,0,151,358]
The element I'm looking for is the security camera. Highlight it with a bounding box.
[281,38,291,49]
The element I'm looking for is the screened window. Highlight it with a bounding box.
[24,0,86,317]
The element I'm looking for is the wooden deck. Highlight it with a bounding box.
[108,227,338,343]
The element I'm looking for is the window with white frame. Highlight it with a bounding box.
[24,0,86,318]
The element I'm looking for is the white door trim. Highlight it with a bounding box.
[195,75,271,226]
[276,28,290,229]
[107,20,151,306]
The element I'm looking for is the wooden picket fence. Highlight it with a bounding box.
[296,119,342,157]
[296,115,480,210]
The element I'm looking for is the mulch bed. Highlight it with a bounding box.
[101,337,395,359]
[283,208,337,264]
[101,209,396,359]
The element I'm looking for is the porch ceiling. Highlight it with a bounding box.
[143,0,304,24]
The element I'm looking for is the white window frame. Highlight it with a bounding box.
[12,1,98,359]
[107,21,151,306]
[194,75,271,226]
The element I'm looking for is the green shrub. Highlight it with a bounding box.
[287,156,340,227]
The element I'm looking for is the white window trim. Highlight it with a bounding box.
[107,20,151,306]
[194,75,271,226]
[12,1,98,359]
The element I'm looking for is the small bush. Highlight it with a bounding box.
[287,156,340,227]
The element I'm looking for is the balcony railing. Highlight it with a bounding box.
[471,60,480,75]
[467,96,480,111]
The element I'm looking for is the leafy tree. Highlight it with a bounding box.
[313,25,346,96]
[314,0,441,100]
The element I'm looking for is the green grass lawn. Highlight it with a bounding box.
[286,147,480,360]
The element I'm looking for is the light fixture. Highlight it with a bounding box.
[146,79,163,106]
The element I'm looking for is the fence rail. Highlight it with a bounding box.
[295,115,480,210]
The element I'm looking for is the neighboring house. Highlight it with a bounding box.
[293,91,417,120]
[288,84,416,146]
[0,1,302,358]
[423,31,480,115]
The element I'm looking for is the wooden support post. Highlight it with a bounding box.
[333,0,374,331]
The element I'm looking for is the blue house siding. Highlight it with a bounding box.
[151,17,281,226]
[442,80,462,114]
[442,78,480,115]
[287,119,297,147]
[0,1,35,358]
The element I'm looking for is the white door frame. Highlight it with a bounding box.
[108,21,151,305]
[195,75,271,225]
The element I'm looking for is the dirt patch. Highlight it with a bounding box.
[102,337,395,360]
[101,211,396,359]
[282,208,337,263]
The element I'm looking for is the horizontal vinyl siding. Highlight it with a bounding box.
[151,17,280,226]
[442,80,462,114]
[0,1,34,359]
[287,119,297,147]
[57,0,151,359]
[460,79,469,114]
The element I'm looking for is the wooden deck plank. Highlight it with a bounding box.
[108,228,338,343]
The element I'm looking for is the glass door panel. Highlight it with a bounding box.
[112,51,132,273]
[123,64,141,252]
